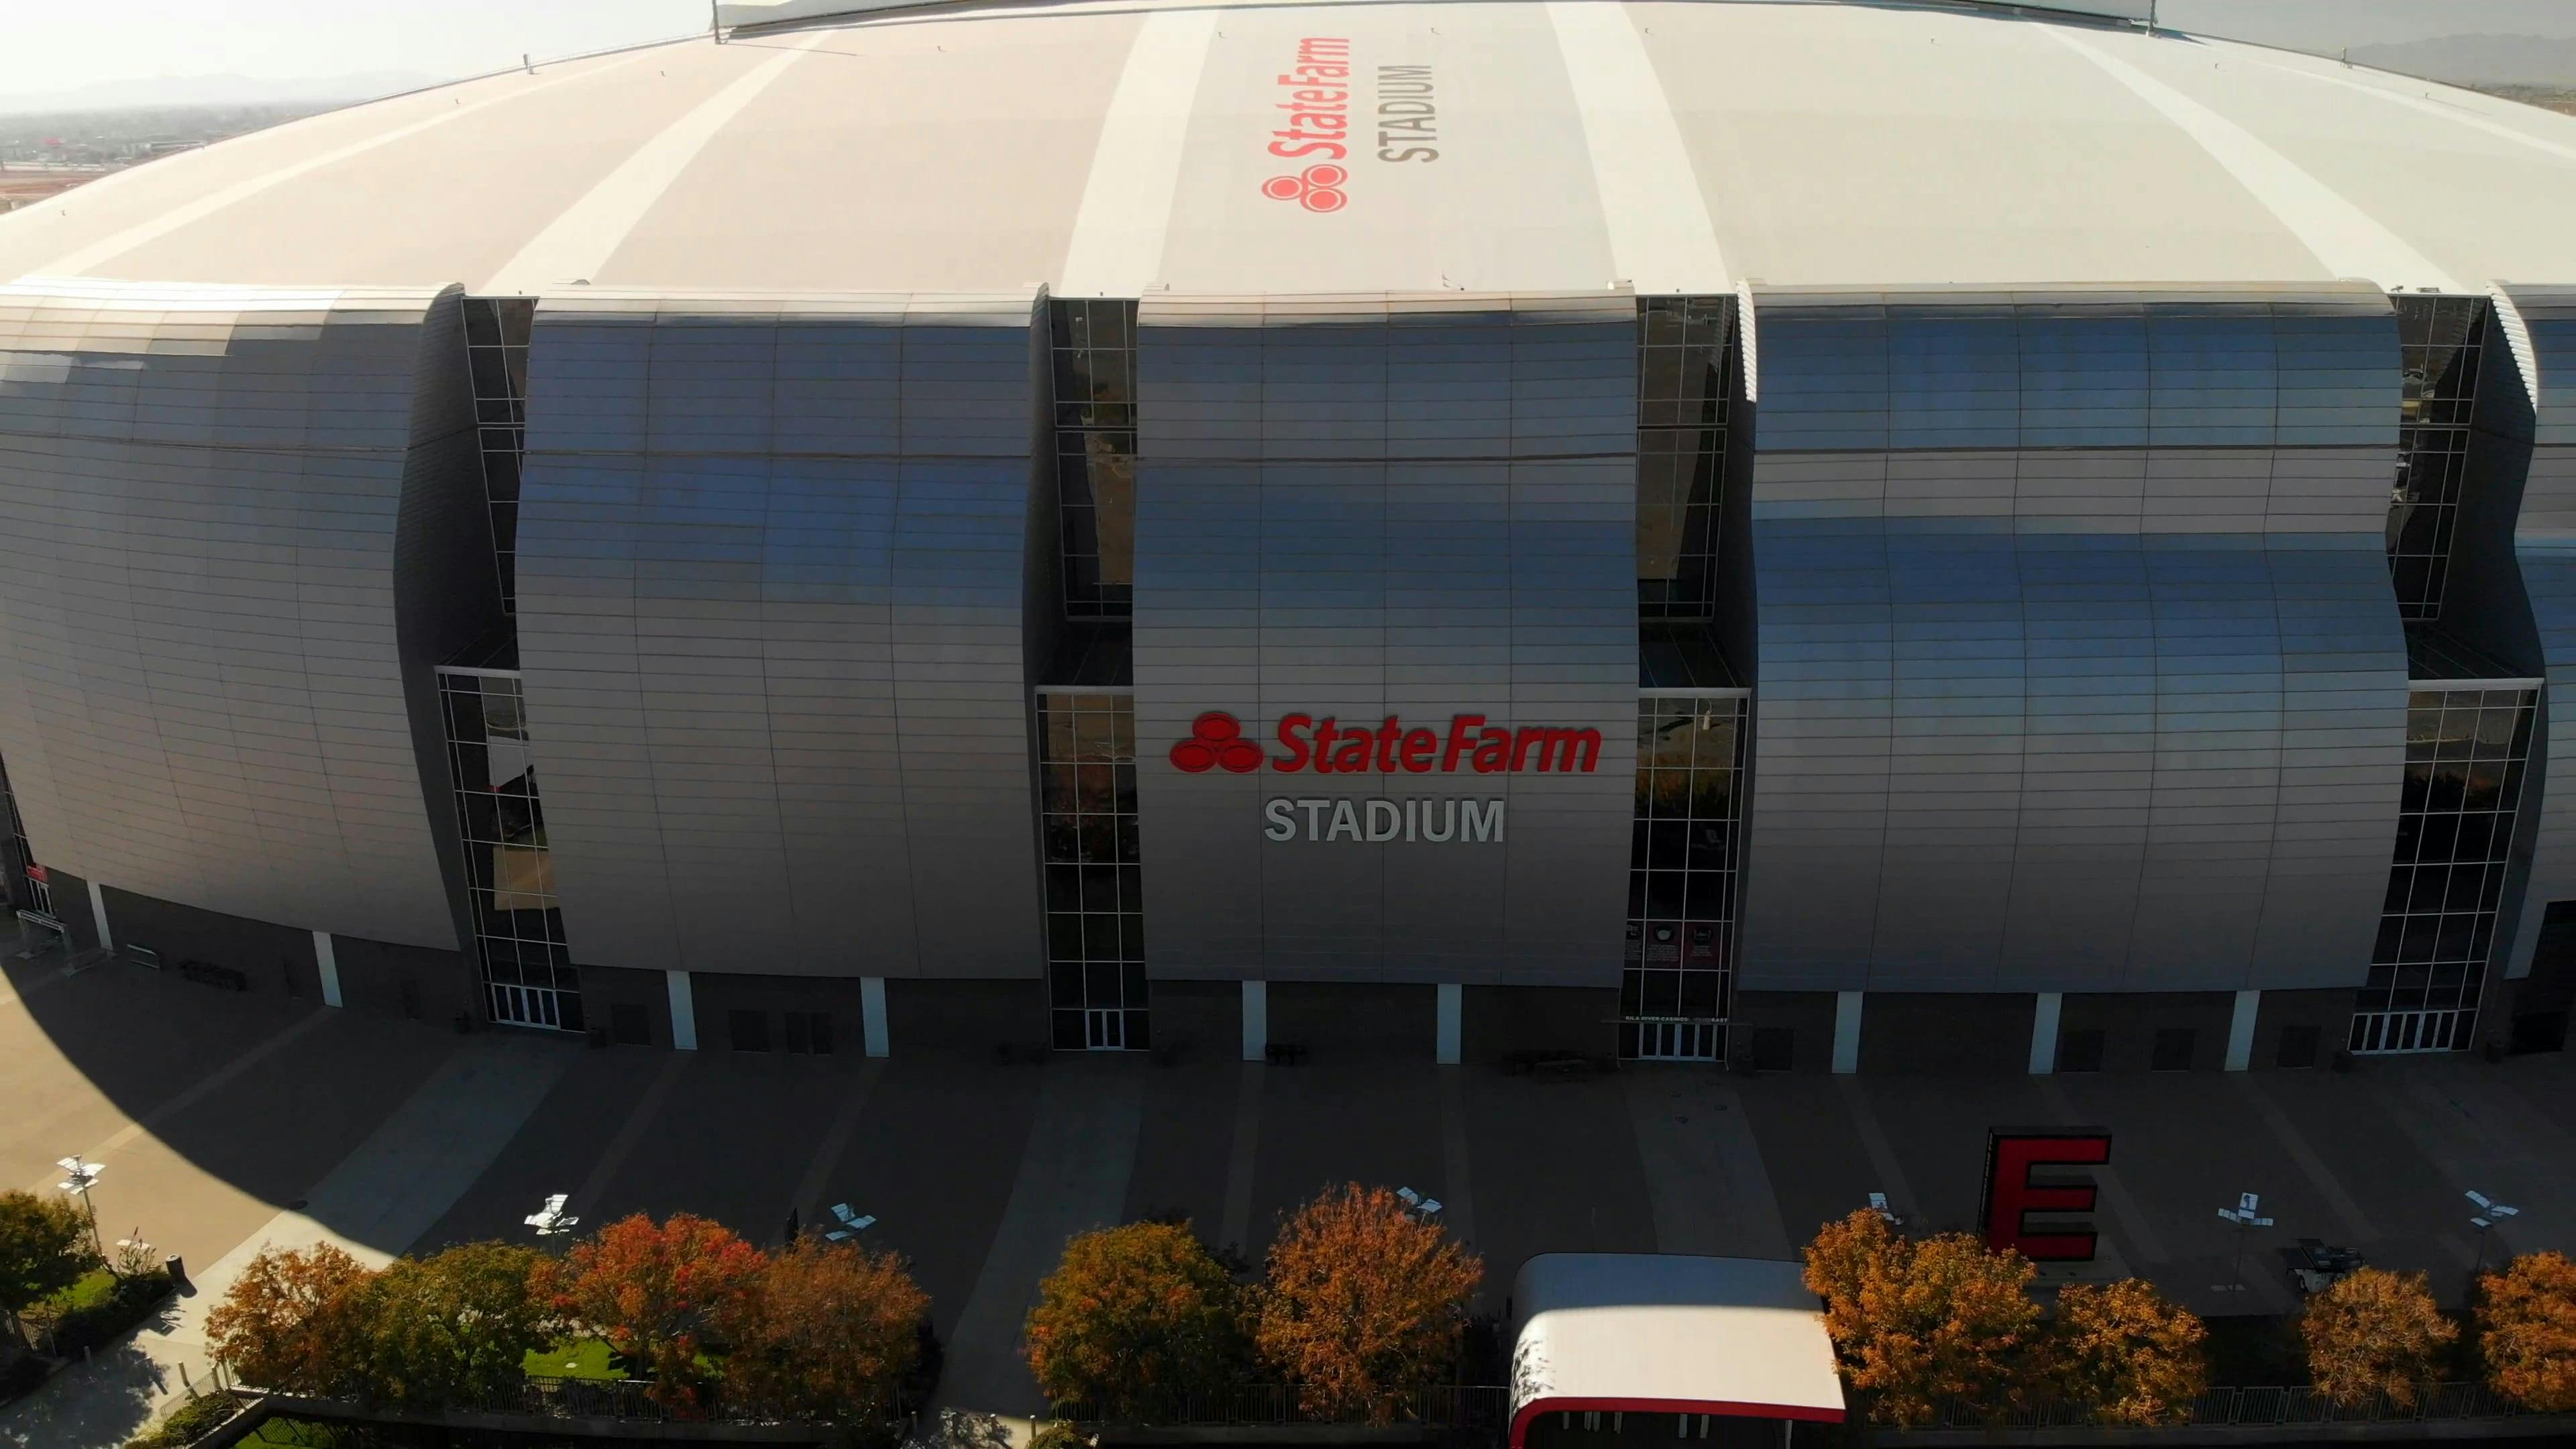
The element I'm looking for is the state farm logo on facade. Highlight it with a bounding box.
[1169,712,1602,775]
[1260,38,1441,215]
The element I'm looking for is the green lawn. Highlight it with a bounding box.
[44,1270,115,1315]
[523,1337,627,1381]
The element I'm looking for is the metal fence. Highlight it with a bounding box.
[1926,1381,2530,1432]
[1049,1383,1510,1433]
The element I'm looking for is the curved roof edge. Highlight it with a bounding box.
[716,0,2155,36]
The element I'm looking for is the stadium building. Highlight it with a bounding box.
[0,0,2571,1073]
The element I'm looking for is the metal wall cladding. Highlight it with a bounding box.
[2504,286,2576,973]
[1742,286,2409,993]
[513,293,1044,979]
[1131,294,1637,988]
[0,282,460,948]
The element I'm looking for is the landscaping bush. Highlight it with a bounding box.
[1025,1220,1245,1417]
[122,1388,241,1448]
[0,1349,50,1402]
[1802,1208,2046,1427]
[44,1269,176,1357]
[2047,1278,2208,1424]
[1256,1184,1482,1422]
[2302,1266,2456,1409]
[2480,1250,2576,1411]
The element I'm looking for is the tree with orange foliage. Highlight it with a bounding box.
[2048,1279,2208,1424]
[2301,1266,2457,1409]
[1802,1209,2046,1427]
[715,1240,928,1421]
[2479,1252,2576,1411]
[1255,1184,1483,1421]
[545,1213,767,1411]
[205,1242,378,1395]
[1024,1220,1244,1415]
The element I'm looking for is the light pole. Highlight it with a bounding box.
[2216,1192,2273,1293]
[2468,1191,2520,1275]
[524,1193,578,1239]
[54,1156,105,1260]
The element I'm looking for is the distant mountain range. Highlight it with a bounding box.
[2344,34,2576,89]
[0,70,448,117]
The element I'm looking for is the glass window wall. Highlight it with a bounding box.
[1637,297,1736,622]
[2355,686,2534,1053]
[439,668,582,1032]
[1050,300,1137,621]
[461,297,535,616]
[1623,693,1746,1059]
[2385,297,2487,622]
[1038,690,1146,1049]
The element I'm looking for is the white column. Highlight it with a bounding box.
[1831,990,1864,1075]
[1436,982,1462,1065]
[2029,991,2062,1075]
[666,969,698,1051]
[313,930,343,1009]
[1241,980,1268,1062]
[2225,988,2261,1072]
[87,878,111,953]
[861,976,889,1058]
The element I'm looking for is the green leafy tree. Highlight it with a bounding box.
[0,1189,97,1352]
[2479,1252,2576,1411]
[2048,1278,2208,1424]
[2302,1267,2457,1408]
[716,1240,928,1419]
[351,1242,557,1409]
[1255,1185,1483,1421]
[1802,1208,2047,1426]
[1025,1220,1245,1416]
[204,1243,377,1394]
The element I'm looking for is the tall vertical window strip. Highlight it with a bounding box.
[1624,694,1746,1059]
[2385,296,2487,622]
[2356,686,2536,1054]
[1637,297,1737,621]
[439,669,582,1032]
[1050,300,1138,620]
[1038,692,1146,1050]
[461,297,536,616]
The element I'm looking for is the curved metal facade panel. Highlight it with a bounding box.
[0,280,460,947]
[2505,287,2576,974]
[1130,294,1637,987]
[1741,287,2408,993]
[513,293,1044,979]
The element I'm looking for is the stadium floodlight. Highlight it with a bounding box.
[2216,1192,2273,1292]
[824,1202,876,1241]
[2467,1191,2521,1272]
[1394,1187,1443,1219]
[55,1156,105,1256]
[525,1193,578,1238]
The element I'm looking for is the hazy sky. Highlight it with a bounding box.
[7,0,2575,99]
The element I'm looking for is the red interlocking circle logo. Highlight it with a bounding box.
[1170,712,1265,773]
[1260,164,1348,214]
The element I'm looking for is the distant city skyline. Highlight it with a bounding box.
[5,0,2575,107]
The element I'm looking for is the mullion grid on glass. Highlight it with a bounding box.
[1038,692,1145,1049]
[2386,297,2487,622]
[1637,297,1735,623]
[1049,301,1137,621]
[440,671,578,1028]
[1622,693,1744,1057]
[461,298,535,616]
[2359,686,2534,1051]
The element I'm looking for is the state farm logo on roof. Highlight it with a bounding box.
[1260,38,1440,213]
[1169,712,1601,774]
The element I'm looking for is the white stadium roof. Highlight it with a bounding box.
[1,0,2572,299]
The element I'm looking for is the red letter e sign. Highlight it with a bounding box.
[1979,1128,2111,1262]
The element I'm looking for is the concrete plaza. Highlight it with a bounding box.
[7,950,2576,1446]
